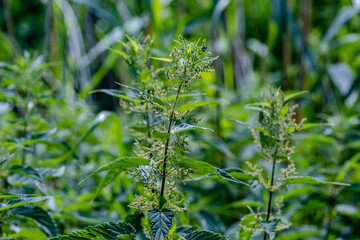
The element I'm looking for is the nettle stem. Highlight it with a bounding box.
[159,82,183,208]
[145,103,151,138]
[264,145,278,240]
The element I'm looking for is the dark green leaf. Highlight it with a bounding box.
[13,206,58,237]
[147,208,175,240]
[259,219,279,240]
[185,230,225,240]
[50,221,135,239]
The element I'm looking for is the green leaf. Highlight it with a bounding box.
[79,157,150,185]
[0,154,13,168]
[279,104,288,119]
[177,101,227,113]
[151,97,166,110]
[194,56,219,67]
[108,48,130,62]
[147,208,175,240]
[185,230,225,240]
[14,206,59,237]
[173,156,217,176]
[245,102,272,109]
[286,176,350,186]
[50,221,135,239]
[151,57,172,62]
[152,130,170,143]
[259,219,279,240]
[126,35,139,54]
[11,228,47,240]
[221,168,257,181]
[0,196,52,211]
[91,89,141,104]
[287,123,332,133]
[216,168,249,186]
[140,68,151,83]
[171,123,213,135]
[116,83,142,95]
[239,214,257,240]
[284,90,308,102]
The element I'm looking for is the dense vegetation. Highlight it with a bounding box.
[0,0,359,239]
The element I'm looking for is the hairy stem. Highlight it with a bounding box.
[159,82,182,208]
[263,146,278,240]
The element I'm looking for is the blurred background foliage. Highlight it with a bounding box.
[1,0,360,239]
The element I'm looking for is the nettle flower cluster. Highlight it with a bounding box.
[240,89,306,239]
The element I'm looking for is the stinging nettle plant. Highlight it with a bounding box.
[236,89,349,240]
[54,35,235,240]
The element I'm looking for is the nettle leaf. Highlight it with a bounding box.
[152,130,170,143]
[147,208,175,240]
[13,206,58,237]
[259,219,279,240]
[185,230,225,240]
[245,102,272,109]
[126,35,139,54]
[0,154,14,168]
[140,68,151,83]
[151,97,166,110]
[91,89,141,104]
[287,123,332,133]
[79,157,150,184]
[109,48,130,62]
[239,214,257,240]
[216,168,249,186]
[284,90,308,102]
[150,57,172,62]
[279,104,288,119]
[171,123,213,135]
[286,176,350,186]
[173,156,217,176]
[116,83,142,96]
[0,195,52,211]
[9,165,47,194]
[194,56,219,67]
[50,221,135,239]
[177,101,227,113]
[220,168,256,181]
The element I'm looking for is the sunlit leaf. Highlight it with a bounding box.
[177,101,227,113]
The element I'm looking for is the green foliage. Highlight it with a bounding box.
[185,230,226,240]
[0,195,52,211]
[50,221,136,239]
[1,1,359,239]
